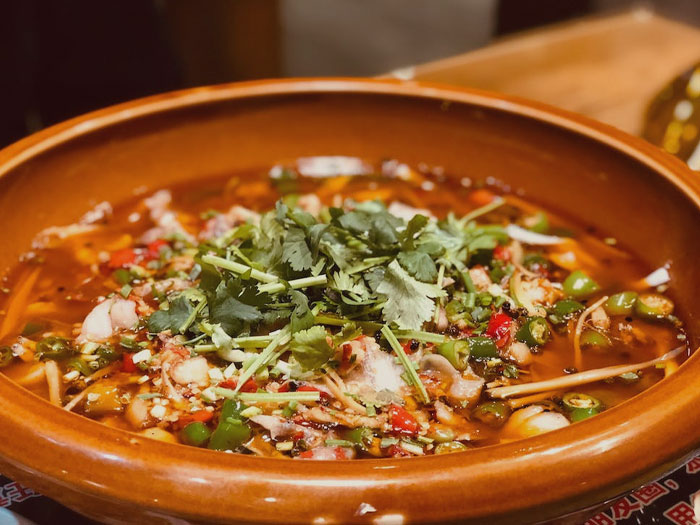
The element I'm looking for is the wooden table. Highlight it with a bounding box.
[386,9,700,136]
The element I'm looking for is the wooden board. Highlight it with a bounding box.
[387,9,700,135]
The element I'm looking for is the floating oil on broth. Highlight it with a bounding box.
[0,158,688,458]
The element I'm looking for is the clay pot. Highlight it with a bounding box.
[0,79,697,524]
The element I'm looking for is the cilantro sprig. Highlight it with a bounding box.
[146,196,512,379]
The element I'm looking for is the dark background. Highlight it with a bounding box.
[1,0,699,148]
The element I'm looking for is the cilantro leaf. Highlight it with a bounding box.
[319,228,364,270]
[275,200,289,223]
[368,214,399,246]
[335,207,401,249]
[399,214,429,249]
[337,211,371,234]
[287,208,316,228]
[282,227,313,271]
[146,295,193,334]
[332,322,362,346]
[330,270,372,306]
[263,308,292,326]
[208,280,263,335]
[377,260,444,330]
[397,251,437,282]
[254,211,284,267]
[169,295,195,330]
[307,223,330,258]
[147,309,172,333]
[364,266,385,293]
[290,325,334,370]
[289,290,315,332]
[331,271,368,297]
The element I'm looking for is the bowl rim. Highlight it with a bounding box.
[0,77,699,524]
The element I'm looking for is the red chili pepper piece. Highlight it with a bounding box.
[401,341,415,355]
[297,385,331,403]
[109,248,138,269]
[146,239,168,259]
[342,343,353,362]
[218,379,236,390]
[191,410,214,423]
[240,379,258,393]
[486,312,512,348]
[275,382,329,402]
[459,327,473,338]
[121,353,137,373]
[176,409,214,429]
[292,414,309,426]
[299,448,349,460]
[333,447,349,460]
[108,239,167,269]
[388,403,419,435]
[493,245,511,262]
[219,378,258,392]
[386,444,411,457]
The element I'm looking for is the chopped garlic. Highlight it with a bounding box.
[200,386,219,403]
[131,349,151,364]
[81,342,100,355]
[63,370,80,382]
[223,363,237,379]
[150,404,166,419]
[208,368,224,382]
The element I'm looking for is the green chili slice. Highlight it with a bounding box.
[434,441,468,454]
[548,299,585,325]
[562,393,602,422]
[208,399,251,451]
[35,336,75,360]
[569,407,599,422]
[0,346,12,368]
[427,427,456,443]
[605,291,638,316]
[635,293,674,320]
[96,345,120,367]
[67,357,92,376]
[345,427,374,451]
[515,317,551,348]
[445,300,468,323]
[523,211,549,233]
[437,340,470,370]
[472,401,511,427]
[182,422,212,447]
[563,270,600,299]
[563,392,601,410]
[21,322,44,337]
[579,329,611,349]
[467,337,498,359]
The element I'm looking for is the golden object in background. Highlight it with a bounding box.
[644,63,700,170]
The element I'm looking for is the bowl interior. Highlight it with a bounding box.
[0,79,698,524]
[2,84,699,342]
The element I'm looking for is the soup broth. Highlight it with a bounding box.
[0,158,688,459]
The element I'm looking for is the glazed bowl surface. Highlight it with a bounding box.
[0,78,699,525]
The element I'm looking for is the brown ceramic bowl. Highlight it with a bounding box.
[0,79,699,525]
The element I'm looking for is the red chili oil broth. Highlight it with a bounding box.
[0,159,688,450]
